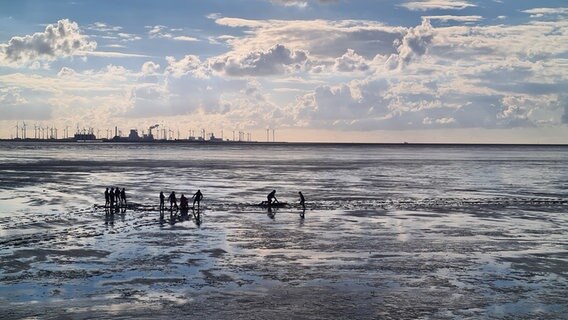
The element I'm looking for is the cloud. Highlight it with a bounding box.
[147,25,169,38]
[393,18,434,67]
[292,57,563,131]
[57,66,76,77]
[81,51,149,58]
[269,0,337,7]
[206,13,222,20]
[522,8,568,18]
[0,19,96,67]
[87,22,122,32]
[2,9,568,137]
[166,55,210,78]
[0,87,27,105]
[0,87,51,121]
[334,49,370,72]
[214,18,406,59]
[423,15,483,22]
[173,36,199,42]
[116,32,141,42]
[146,25,199,42]
[209,44,309,76]
[141,61,160,75]
[400,0,476,11]
[271,0,308,8]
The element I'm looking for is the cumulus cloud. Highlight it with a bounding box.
[141,61,160,75]
[334,49,370,72]
[292,65,561,131]
[2,8,568,138]
[401,0,476,11]
[394,18,435,67]
[0,19,96,66]
[209,44,309,76]
[57,66,76,77]
[166,55,210,78]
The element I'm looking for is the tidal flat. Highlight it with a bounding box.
[1,142,567,319]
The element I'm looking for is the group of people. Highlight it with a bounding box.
[160,190,203,211]
[103,187,306,212]
[105,187,127,207]
[267,190,305,209]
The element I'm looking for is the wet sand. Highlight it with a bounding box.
[1,203,567,319]
[1,143,567,319]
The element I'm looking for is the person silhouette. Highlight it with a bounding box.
[180,193,189,210]
[267,190,278,207]
[159,191,165,211]
[192,190,203,209]
[104,188,110,207]
[114,187,121,206]
[169,191,178,210]
[120,188,127,207]
[109,188,115,207]
[299,191,305,209]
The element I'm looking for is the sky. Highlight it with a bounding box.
[0,0,567,143]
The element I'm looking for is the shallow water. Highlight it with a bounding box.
[0,142,567,319]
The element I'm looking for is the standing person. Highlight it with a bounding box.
[114,187,121,206]
[192,190,203,209]
[267,190,278,207]
[169,191,178,210]
[299,191,305,209]
[159,192,165,211]
[120,188,127,207]
[109,188,115,207]
[104,188,110,207]
[180,193,189,210]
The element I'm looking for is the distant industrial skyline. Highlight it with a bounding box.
[1,0,567,143]
[8,122,272,143]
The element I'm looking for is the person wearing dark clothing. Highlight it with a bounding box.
[109,188,115,207]
[169,191,178,210]
[159,192,165,210]
[267,190,278,206]
[192,190,203,209]
[180,194,189,210]
[120,188,127,207]
[299,191,305,209]
[105,188,110,207]
[114,187,121,206]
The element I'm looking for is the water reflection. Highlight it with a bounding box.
[267,207,276,219]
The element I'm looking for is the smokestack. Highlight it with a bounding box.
[115,126,118,138]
